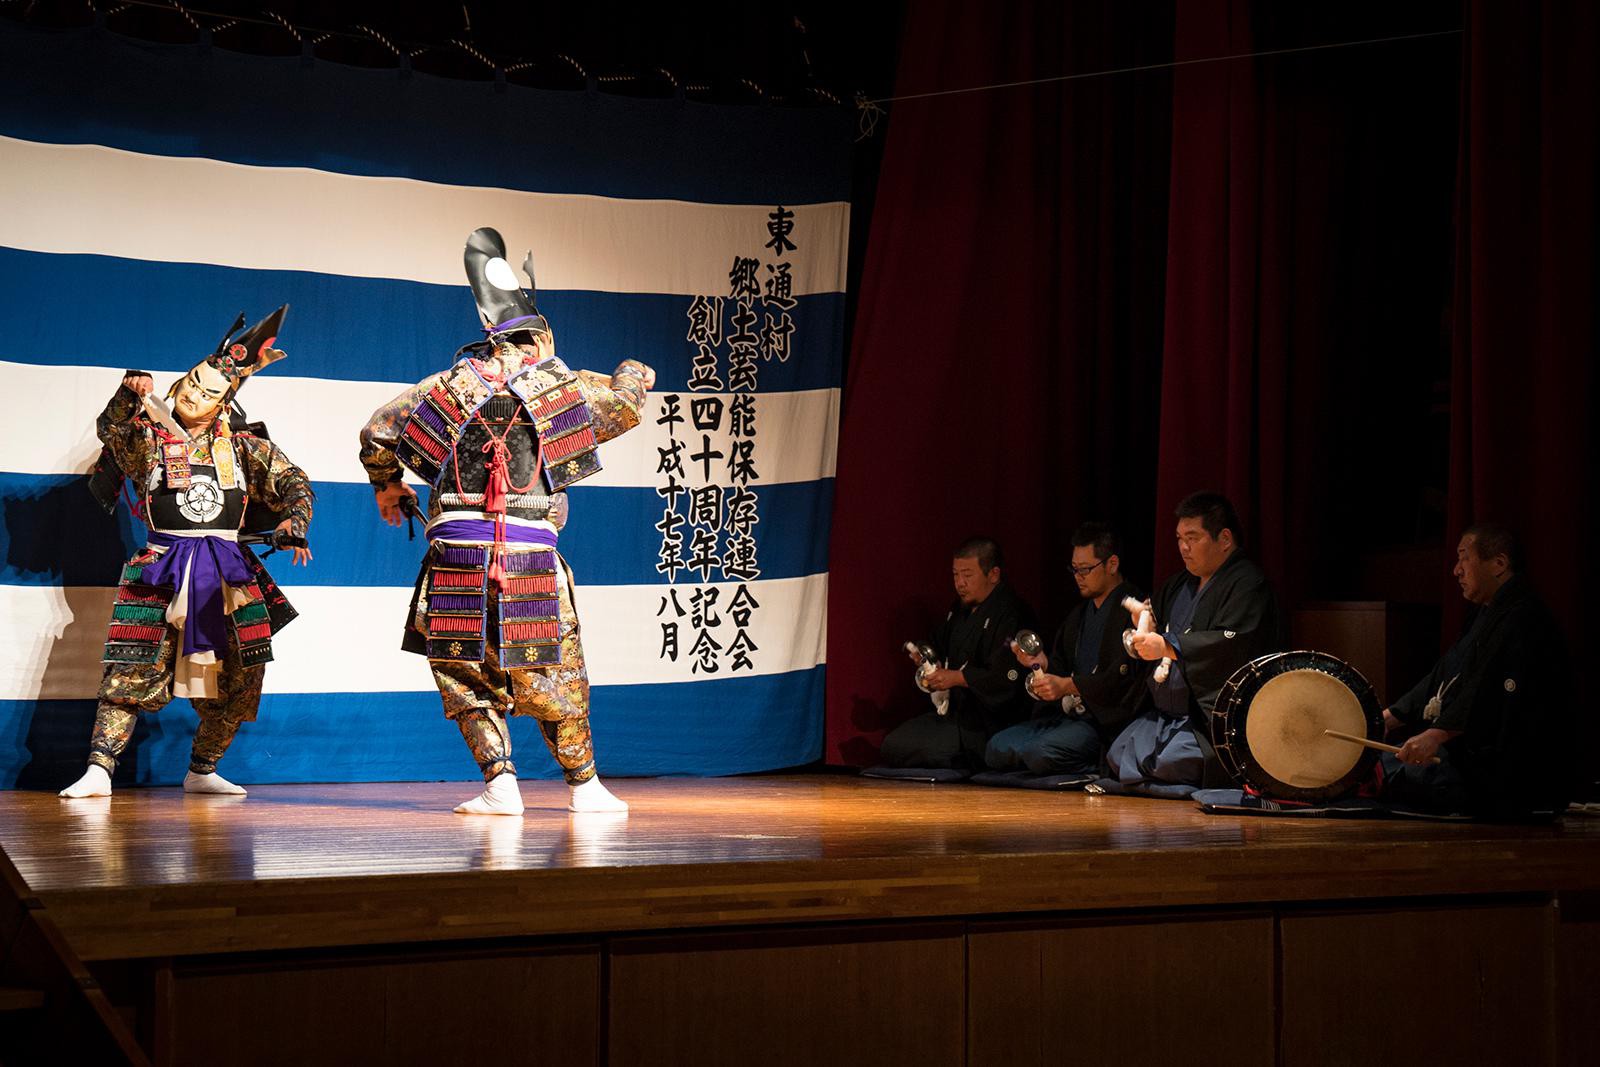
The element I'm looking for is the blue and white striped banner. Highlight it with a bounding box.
[0,23,849,786]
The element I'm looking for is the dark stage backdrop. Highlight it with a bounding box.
[826,0,1588,765]
[0,22,854,787]
[1445,1,1597,648]
[825,0,1175,765]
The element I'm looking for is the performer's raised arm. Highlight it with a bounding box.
[576,358,655,443]
[96,372,159,476]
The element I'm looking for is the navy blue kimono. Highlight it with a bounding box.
[985,580,1150,775]
[1101,552,1281,797]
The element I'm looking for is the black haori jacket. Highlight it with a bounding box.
[1390,575,1575,815]
[1041,581,1152,746]
[1149,552,1283,786]
[931,582,1037,738]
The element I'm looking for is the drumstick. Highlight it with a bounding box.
[1323,729,1441,765]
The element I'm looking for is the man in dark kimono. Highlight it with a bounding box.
[879,537,1035,770]
[986,523,1150,776]
[1099,491,1281,797]
[1381,524,1573,817]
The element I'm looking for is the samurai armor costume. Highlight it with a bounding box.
[82,307,312,778]
[359,227,649,785]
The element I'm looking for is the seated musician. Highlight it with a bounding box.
[879,537,1036,770]
[1381,524,1573,817]
[1102,491,1281,797]
[986,523,1150,776]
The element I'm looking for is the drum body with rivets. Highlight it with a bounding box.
[1211,650,1383,802]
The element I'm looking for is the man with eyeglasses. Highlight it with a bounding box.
[985,522,1150,778]
[876,536,1036,771]
[1097,491,1281,798]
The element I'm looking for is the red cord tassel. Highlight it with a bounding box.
[483,439,511,589]
[450,391,546,592]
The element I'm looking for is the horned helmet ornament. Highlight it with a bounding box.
[169,305,289,424]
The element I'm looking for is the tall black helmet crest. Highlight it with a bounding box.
[464,227,548,341]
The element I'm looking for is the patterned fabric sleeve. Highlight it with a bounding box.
[96,384,157,480]
[237,435,315,537]
[576,359,651,444]
[359,375,441,487]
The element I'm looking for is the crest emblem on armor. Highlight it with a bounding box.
[176,474,225,522]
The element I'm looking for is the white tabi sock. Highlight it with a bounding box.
[568,775,628,813]
[183,770,247,795]
[60,765,113,798]
[455,771,525,815]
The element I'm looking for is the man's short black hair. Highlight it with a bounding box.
[953,536,1003,573]
[1175,490,1243,546]
[1463,523,1520,570]
[1070,521,1120,562]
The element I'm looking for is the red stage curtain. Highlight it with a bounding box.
[1446,0,1597,647]
[824,0,1175,764]
[1152,0,1460,601]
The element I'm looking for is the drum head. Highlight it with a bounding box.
[1211,650,1382,801]
[1245,670,1370,789]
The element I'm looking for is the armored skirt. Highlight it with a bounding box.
[402,519,597,784]
[92,526,300,777]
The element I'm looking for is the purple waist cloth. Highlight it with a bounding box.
[427,519,558,549]
[141,533,257,658]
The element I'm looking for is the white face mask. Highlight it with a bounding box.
[171,362,231,426]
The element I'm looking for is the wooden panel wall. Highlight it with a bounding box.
[158,942,601,1067]
[1555,892,1600,1067]
[608,924,966,1067]
[1279,902,1553,1067]
[967,914,1275,1067]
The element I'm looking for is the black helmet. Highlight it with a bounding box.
[464,227,549,342]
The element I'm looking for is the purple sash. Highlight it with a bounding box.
[141,533,256,657]
[427,519,557,549]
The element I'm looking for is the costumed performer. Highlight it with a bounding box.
[358,228,653,816]
[60,307,313,798]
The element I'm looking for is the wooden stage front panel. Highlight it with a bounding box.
[968,914,1277,1067]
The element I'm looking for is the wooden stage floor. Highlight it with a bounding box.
[3,774,1599,961]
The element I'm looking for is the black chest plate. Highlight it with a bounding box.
[432,395,549,519]
[147,463,248,532]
